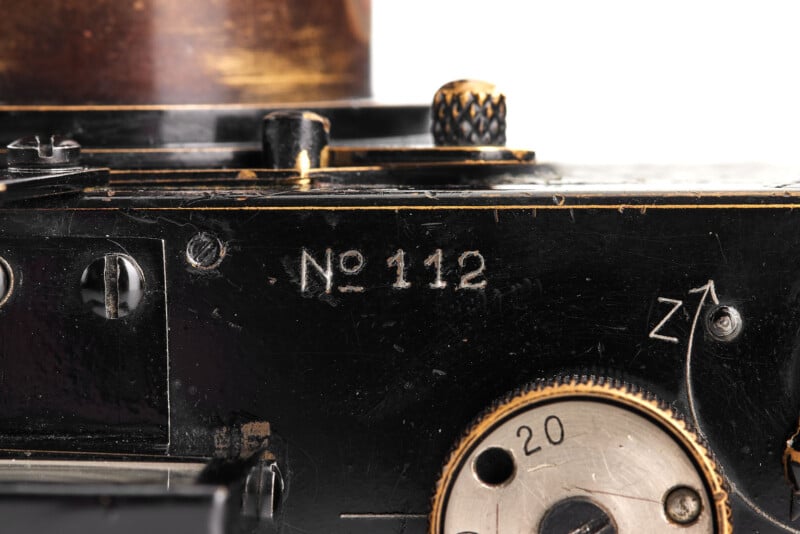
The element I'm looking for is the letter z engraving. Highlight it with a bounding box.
[649,297,684,344]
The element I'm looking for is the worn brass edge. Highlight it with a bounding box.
[428,377,732,534]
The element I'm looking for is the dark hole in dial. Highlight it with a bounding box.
[539,498,616,534]
[473,447,515,486]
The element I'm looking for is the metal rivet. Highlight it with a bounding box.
[705,305,743,342]
[80,254,144,319]
[186,232,226,270]
[664,486,703,525]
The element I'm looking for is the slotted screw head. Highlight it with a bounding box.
[186,232,226,270]
[80,254,144,319]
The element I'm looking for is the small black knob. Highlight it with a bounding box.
[262,111,330,172]
[432,80,506,147]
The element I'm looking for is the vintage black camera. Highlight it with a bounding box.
[1,2,799,534]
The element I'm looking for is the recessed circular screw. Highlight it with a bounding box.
[0,257,13,308]
[664,486,703,525]
[6,135,81,170]
[80,254,144,319]
[705,305,743,342]
[186,232,226,270]
[473,447,515,486]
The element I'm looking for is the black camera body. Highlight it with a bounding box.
[0,82,798,534]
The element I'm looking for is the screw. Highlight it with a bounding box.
[705,305,743,342]
[243,461,283,521]
[6,135,81,169]
[0,256,13,308]
[664,486,703,525]
[80,254,144,319]
[186,232,226,270]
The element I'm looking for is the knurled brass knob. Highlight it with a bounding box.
[432,80,506,147]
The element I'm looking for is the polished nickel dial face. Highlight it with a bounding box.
[429,379,731,534]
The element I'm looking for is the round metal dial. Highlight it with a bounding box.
[430,378,731,534]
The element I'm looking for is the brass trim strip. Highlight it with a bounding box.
[2,204,799,212]
[109,169,264,174]
[331,146,506,153]
[33,205,800,211]
[106,160,530,175]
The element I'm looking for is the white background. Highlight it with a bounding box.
[372,1,800,164]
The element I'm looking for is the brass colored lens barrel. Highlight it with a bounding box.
[0,0,370,106]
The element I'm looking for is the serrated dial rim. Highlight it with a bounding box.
[428,377,732,534]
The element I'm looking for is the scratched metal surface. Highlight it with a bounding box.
[0,179,798,532]
[536,164,800,191]
[91,163,800,199]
